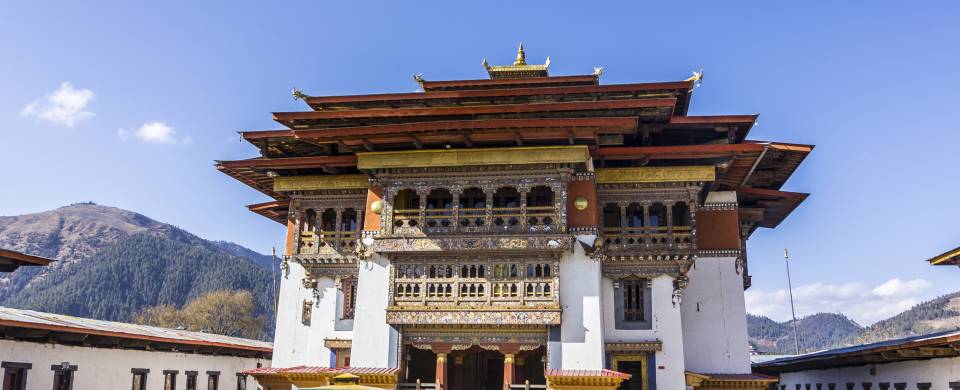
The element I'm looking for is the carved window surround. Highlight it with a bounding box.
[374,166,573,238]
[598,183,701,257]
[290,190,366,259]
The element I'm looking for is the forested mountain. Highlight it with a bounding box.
[749,291,960,354]
[748,313,863,354]
[0,203,278,339]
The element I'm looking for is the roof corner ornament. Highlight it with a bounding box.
[292,88,309,101]
[685,68,704,89]
[413,73,426,90]
[592,66,604,77]
[482,58,491,71]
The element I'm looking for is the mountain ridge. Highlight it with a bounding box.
[0,203,278,339]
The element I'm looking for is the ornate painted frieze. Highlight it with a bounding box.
[386,308,561,325]
[357,145,590,170]
[274,175,369,192]
[370,235,571,253]
[402,324,548,346]
[595,166,715,184]
[605,341,663,352]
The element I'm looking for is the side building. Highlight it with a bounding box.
[0,306,271,390]
[219,46,811,390]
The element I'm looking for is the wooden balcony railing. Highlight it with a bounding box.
[296,230,359,255]
[601,225,693,249]
[391,206,560,235]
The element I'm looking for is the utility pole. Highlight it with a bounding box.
[784,248,802,354]
[271,246,279,315]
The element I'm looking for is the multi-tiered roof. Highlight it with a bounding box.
[217,46,812,236]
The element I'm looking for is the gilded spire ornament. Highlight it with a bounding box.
[514,43,527,66]
[484,43,550,79]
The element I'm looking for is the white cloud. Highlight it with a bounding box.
[21,82,95,127]
[745,278,931,326]
[118,121,191,145]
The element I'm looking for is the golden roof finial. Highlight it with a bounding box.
[513,42,527,66]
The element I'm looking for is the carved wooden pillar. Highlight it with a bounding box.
[334,207,344,249]
[502,353,515,390]
[617,201,629,249]
[432,345,453,390]
[518,186,529,230]
[688,196,698,251]
[551,182,567,233]
[435,352,448,389]
[451,188,462,233]
[642,203,651,245]
[418,188,429,230]
[484,187,495,231]
[383,189,396,235]
[665,201,675,247]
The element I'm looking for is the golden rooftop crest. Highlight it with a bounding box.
[483,43,551,79]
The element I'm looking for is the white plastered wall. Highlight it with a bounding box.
[777,356,960,389]
[680,256,751,374]
[557,237,605,369]
[0,339,267,390]
[306,276,354,367]
[272,261,317,367]
[349,253,398,368]
[602,274,686,388]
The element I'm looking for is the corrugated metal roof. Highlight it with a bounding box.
[0,306,272,352]
[242,366,400,376]
[544,369,631,379]
[754,328,960,369]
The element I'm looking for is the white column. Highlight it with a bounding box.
[680,256,751,373]
[349,253,399,368]
[558,237,605,369]
[272,261,314,367]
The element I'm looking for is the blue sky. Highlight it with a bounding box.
[1,1,958,325]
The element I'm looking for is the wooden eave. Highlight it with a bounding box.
[593,142,812,191]
[247,200,291,224]
[737,187,808,229]
[215,155,358,199]
[927,246,960,266]
[273,98,676,128]
[669,115,758,142]
[304,81,693,113]
[420,75,598,92]
[0,249,52,267]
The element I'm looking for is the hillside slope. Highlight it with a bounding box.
[0,203,278,338]
[748,313,863,354]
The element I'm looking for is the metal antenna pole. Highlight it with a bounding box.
[271,246,279,315]
[784,248,801,354]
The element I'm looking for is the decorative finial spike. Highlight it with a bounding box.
[292,88,308,101]
[514,43,527,66]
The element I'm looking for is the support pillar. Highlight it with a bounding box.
[503,353,515,390]
[435,353,447,390]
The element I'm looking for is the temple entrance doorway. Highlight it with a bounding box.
[401,345,546,390]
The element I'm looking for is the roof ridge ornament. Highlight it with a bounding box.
[484,43,550,79]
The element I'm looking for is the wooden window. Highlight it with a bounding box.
[235,374,247,390]
[131,369,149,390]
[341,277,358,320]
[2,362,31,390]
[186,371,198,390]
[207,371,220,390]
[164,370,178,390]
[622,280,645,321]
[50,363,77,390]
